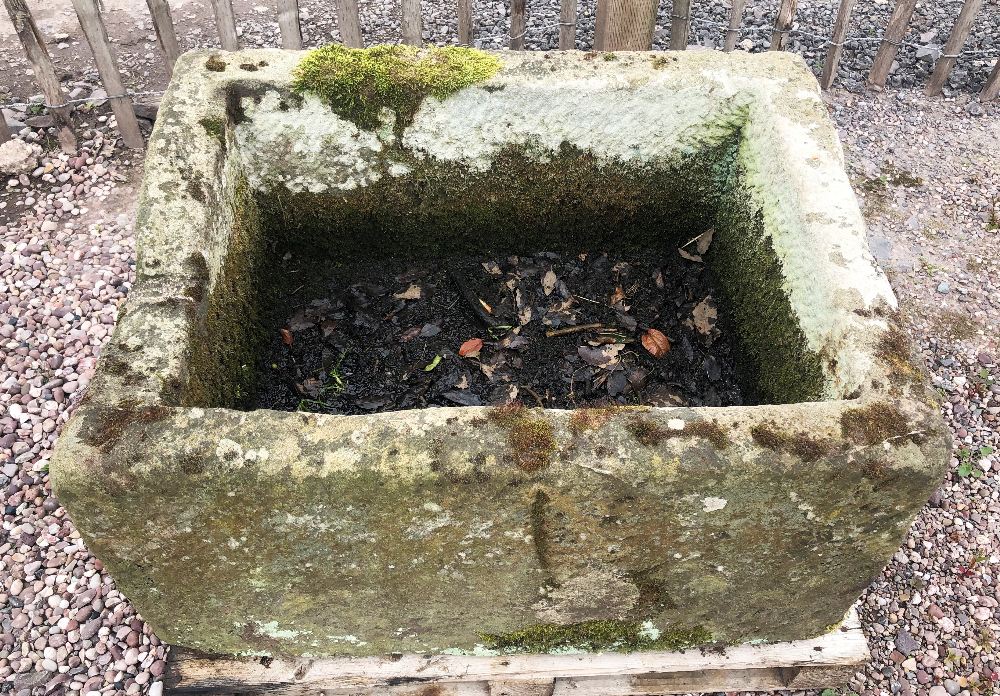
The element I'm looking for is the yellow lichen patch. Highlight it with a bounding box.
[291,44,502,132]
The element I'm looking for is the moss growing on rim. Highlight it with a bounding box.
[480,619,713,654]
[488,403,556,473]
[290,44,502,132]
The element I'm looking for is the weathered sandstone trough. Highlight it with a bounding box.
[52,46,949,658]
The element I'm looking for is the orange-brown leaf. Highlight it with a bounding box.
[280,328,293,346]
[641,328,670,358]
[459,338,484,358]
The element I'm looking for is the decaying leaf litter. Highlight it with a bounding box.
[251,230,750,414]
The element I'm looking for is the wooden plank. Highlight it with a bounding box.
[669,0,690,50]
[166,609,867,694]
[490,680,555,696]
[594,0,659,51]
[144,0,180,74]
[0,113,11,144]
[820,0,857,89]
[868,0,917,88]
[770,0,797,51]
[337,0,363,47]
[401,0,422,45]
[551,664,857,694]
[69,0,144,149]
[558,0,577,50]
[276,0,302,49]
[509,0,526,50]
[209,0,239,50]
[457,0,473,45]
[925,0,984,96]
[2,0,77,152]
[983,58,1000,101]
[723,0,746,51]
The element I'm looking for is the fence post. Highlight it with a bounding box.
[457,0,473,45]
[337,0,363,47]
[868,0,916,88]
[669,0,690,50]
[925,0,983,96]
[145,0,180,74]
[2,0,77,153]
[277,0,302,49]
[210,0,239,50]
[401,0,422,45]
[770,0,797,51]
[820,0,856,89]
[594,0,658,50]
[724,0,746,51]
[70,0,144,148]
[509,0,525,49]
[983,59,1000,102]
[559,0,576,50]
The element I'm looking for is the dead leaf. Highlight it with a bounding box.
[696,228,715,255]
[393,284,422,300]
[320,319,337,338]
[542,269,558,296]
[482,261,502,275]
[641,328,671,358]
[610,285,626,306]
[692,297,718,335]
[653,268,665,289]
[578,344,623,369]
[459,338,484,358]
[479,298,494,315]
[678,248,702,263]
[280,328,293,346]
[399,325,421,342]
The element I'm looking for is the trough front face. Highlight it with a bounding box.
[51,47,950,658]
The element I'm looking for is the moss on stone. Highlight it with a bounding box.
[750,422,832,462]
[480,619,713,654]
[182,178,270,408]
[711,159,826,404]
[626,417,731,449]
[568,407,618,435]
[488,403,556,472]
[290,44,501,132]
[840,402,910,446]
[205,55,226,72]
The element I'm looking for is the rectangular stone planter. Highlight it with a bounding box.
[52,47,949,658]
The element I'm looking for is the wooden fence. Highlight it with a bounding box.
[2,0,999,150]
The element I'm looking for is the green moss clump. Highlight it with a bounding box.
[750,423,831,462]
[290,44,502,132]
[488,403,556,472]
[205,55,226,72]
[626,417,669,447]
[840,402,910,446]
[481,619,713,654]
[78,401,171,453]
[627,417,731,450]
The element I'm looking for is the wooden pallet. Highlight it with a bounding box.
[165,609,868,695]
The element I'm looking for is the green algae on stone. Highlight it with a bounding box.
[481,619,713,654]
[290,44,501,131]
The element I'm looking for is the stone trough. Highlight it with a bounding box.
[52,47,949,658]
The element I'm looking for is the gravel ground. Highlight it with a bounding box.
[2,2,1000,694]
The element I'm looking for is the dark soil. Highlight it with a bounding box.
[250,246,750,414]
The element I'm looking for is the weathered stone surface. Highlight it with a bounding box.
[0,138,40,175]
[51,48,950,658]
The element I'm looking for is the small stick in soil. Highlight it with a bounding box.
[521,385,545,408]
[545,323,604,338]
[448,269,499,328]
